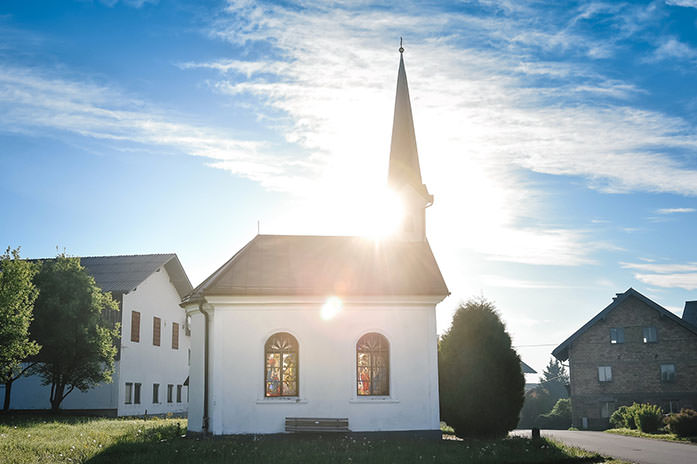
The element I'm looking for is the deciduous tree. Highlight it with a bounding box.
[31,254,119,412]
[439,298,525,438]
[0,247,41,411]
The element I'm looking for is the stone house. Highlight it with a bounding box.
[552,288,697,429]
[6,254,193,416]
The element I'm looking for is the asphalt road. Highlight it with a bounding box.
[511,429,696,464]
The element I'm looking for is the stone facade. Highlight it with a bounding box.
[557,290,697,429]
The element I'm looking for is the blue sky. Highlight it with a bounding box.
[2,0,697,375]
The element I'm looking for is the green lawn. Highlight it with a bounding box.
[606,428,697,444]
[0,414,619,463]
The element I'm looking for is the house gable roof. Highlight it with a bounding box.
[683,301,697,328]
[37,254,193,298]
[552,287,697,361]
[183,234,449,303]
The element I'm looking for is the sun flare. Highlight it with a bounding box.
[363,188,405,238]
[320,296,343,320]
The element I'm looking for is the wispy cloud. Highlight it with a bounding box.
[0,65,314,191]
[635,273,697,291]
[622,261,697,290]
[665,0,697,9]
[481,275,569,289]
[621,261,697,273]
[648,37,697,62]
[656,207,696,214]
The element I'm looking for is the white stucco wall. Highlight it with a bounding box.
[7,264,190,416]
[118,265,190,416]
[9,363,119,411]
[186,296,440,435]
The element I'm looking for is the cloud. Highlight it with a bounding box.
[481,275,569,289]
[622,261,697,290]
[648,37,697,62]
[635,272,697,290]
[665,0,697,8]
[98,0,158,7]
[656,207,696,214]
[0,65,315,192]
[621,262,697,273]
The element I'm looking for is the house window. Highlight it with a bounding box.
[185,315,191,336]
[643,326,657,343]
[176,385,182,403]
[610,327,624,344]
[264,332,298,397]
[188,348,191,366]
[172,322,179,350]
[131,311,140,342]
[598,366,612,382]
[134,383,141,404]
[153,383,160,403]
[666,400,680,413]
[661,364,676,383]
[357,332,390,396]
[167,384,173,403]
[125,383,133,404]
[153,317,161,346]
[601,401,615,418]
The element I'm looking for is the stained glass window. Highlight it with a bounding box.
[357,333,389,396]
[264,332,298,397]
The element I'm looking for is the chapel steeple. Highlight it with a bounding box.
[388,41,433,242]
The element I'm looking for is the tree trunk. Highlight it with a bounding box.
[3,380,12,411]
[50,382,65,413]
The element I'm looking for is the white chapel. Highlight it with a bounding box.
[182,47,449,436]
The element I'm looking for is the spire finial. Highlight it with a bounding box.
[399,37,404,54]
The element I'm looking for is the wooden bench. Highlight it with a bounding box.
[285,417,349,433]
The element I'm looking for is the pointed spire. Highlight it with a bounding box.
[387,42,431,203]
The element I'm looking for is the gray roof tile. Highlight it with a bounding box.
[185,235,449,301]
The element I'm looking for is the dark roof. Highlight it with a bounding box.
[37,254,192,298]
[183,234,449,302]
[521,361,537,374]
[684,301,697,328]
[552,288,697,361]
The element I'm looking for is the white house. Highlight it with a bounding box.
[181,48,450,436]
[7,254,193,417]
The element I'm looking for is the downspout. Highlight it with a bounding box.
[199,303,210,434]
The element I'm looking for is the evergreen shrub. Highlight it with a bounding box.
[665,409,697,437]
[633,403,663,433]
[609,405,636,429]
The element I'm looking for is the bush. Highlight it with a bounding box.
[666,409,697,437]
[536,398,571,429]
[439,299,525,438]
[610,405,636,429]
[633,403,664,433]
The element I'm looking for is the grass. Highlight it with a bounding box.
[0,414,621,464]
[606,427,697,444]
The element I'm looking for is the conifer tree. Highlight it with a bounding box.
[439,298,525,438]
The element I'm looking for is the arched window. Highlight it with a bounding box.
[264,332,298,397]
[356,333,389,396]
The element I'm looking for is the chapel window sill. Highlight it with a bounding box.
[349,397,399,404]
[256,397,307,404]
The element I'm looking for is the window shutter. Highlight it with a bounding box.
[131,311,140,342]
[172,322,179,349]
[153,317,161,346]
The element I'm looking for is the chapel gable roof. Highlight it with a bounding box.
[552,287,697,361]
[183,234,449,302]
[37,254,193,298]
